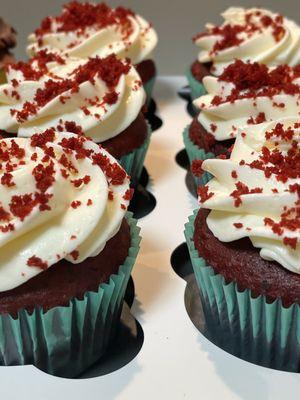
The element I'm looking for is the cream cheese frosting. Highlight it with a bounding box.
[198,117,300,273]
[27,1,157,65]
[0,129,131,292]
[194,60,300,141]
[0,53,145,142]
[194,7,300,76]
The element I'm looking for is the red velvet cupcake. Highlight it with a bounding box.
[0,129,140,377]
[185,118,300,371]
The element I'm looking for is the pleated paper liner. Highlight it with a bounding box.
[184,210,300,373]
[185,67,206,101]
[183,125,213,188]
[119,124,152,187]
[119,125,157,219]
[0,212,141,379]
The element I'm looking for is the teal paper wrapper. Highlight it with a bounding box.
[185,210,300,372]
[0,212,141,378]
[186,66,206,101]
[119,125,151,186]
[183,125,214,187]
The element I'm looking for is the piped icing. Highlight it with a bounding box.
[198,118,300,273]
[27,1,157,65]
[193,7,300,75]
[0,52,145,142]
[0,129,131,291]
[194,60,300,141]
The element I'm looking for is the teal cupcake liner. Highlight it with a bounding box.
[185,210,300,372]
[186,66,206,101]
[0,212,141,378]
[143,76,156,107]
[183,125,214,187]
[119,125,151,187]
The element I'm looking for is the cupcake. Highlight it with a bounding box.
[188,7,300,100]
[185,118,300,371]
[27,1,158,104]
[0,51,150,186]
[0,129,140,377]
[185,59,300,185]
[0,17,16,82]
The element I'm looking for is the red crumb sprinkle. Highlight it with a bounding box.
[70,235,77,239]
[34,1,135,39]
[121,204,126,210]
[233,223,243,229]
[70,250,79,260]
[123,188,134,201]
[8,50,65,81]
[0,223,15,233]
[92,153,126,185]
[10,55,130,122]
[247,112,266,125]
[71,175,91,187]
[230,181,263,207]
[1,173,15,187]
[103,91,119,105]
[283,237,297,250]
[198,186,214,203]
[27,255,48,270]
[87,198,93,206]
[108,191,114,201]
[32,161,55,192]
[210,61,300,106]
[0,206,11,222]
[193,10,285,54]
[30,128,56,148]
[191,160,204,177]
[231,170,238,179]
[71,200,81,209]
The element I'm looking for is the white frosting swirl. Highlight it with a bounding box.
[0,54,145,142]
[194,7,300,75]
[27,2,157,65]
[194,62,300,141]
[0,131,131,292]
[199,117,300,273]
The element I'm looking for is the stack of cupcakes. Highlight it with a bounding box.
[184,7,300,186]
[0,1,158,377]
[184,7,300,372]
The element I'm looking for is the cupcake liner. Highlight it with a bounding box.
[143,77,156,107]
[186,66,206,101]
[185,210,300,372]
[119,124,152,187]
[183,125,214,187]
[0,212,141,378]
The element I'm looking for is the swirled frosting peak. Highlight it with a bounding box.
[0,52,145,142]
[194,60,300,141]
[0,129,131,292]
[193,7,300,75]
[27,1,157,64]
[198,117,300,273]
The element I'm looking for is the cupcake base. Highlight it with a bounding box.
[185,210,300,373]
[0,213,141,378]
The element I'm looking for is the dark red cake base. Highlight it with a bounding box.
[136,59,156,85]
[189,118,233,157]
[194,208,300,307]
[0,218,131,315]
[1,112,149,161]
[102,112,148,159]
[191,60,212,83]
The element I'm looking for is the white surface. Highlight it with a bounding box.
[0,77,299,399]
